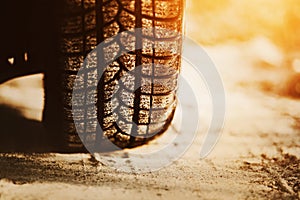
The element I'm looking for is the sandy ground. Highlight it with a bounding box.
[0,36,299,199]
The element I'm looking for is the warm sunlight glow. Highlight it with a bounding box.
[293,59,300,73]
[186,0,300,100]
[0,74,44,121]
[186,0,300,49]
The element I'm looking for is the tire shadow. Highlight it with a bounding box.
[0,104,52,153]
[0,105,101,185]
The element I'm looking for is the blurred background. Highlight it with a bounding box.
[187,0,300,49]
[185,0,300,98]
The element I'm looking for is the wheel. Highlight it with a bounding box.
[47,0,184,151]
